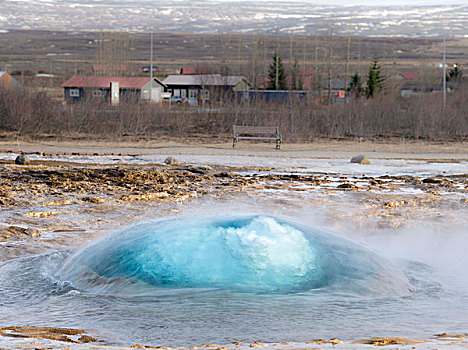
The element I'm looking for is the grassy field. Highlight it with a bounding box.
[1,30,466,89]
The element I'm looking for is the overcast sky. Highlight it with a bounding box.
[313,0,463,4]
[219,0,465,5]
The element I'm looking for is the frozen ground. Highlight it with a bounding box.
[1,151,467,178]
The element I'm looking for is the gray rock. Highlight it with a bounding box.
[182,165,213,174]
[350,155,370,165]
[164,156,178,165]
[15,154,30,165]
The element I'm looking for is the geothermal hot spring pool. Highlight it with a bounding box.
[1,214,467,346]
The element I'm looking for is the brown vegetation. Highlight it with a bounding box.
[0,87,466,142]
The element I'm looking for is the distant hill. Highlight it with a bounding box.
[1,0,467,37]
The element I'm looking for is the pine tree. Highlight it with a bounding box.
[447,64,463,82]
[348,71,363,98]
[267,52,287,90]
[366,56,385,98]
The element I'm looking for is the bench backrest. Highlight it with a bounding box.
[233,125,279,134]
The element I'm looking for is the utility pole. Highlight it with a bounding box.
[289,33,293,88]
[276,36,279,90]
[303,35,306,90]
[315,46,319,96]
[443,34,446,109]
[150,31,153,102]
[327,30,334,104]
[276,47,279,90]
[345,33,351,91]
[263,34,267,76]
[391,38,397,95]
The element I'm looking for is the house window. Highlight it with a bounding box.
[92,89,102,97]
[188,89,198,99]
[173,89,180,97]
[69,89,80,97]
[142,91,149,100]
[201,89,210,101]
[181,89,187,98]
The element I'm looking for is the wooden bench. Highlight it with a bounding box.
[232,125,282,149]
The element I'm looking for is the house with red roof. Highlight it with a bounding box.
[256,67,316,90]
[393,71,420,81]
[0,71,22,90]
[180,66,211,75]
[61,76,166,103]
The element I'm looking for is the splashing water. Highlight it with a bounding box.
[57,215,411,295]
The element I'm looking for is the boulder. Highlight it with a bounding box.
[15,154,30,165]
[164,156,178,165]
[350,154,370,165]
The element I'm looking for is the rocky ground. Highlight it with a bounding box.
[1,160,466,237]
[0,147,467,349]
[1,325,468,349]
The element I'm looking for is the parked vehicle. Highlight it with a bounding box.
[163,95,186,104]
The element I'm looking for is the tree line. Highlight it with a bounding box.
[267,51,464,98]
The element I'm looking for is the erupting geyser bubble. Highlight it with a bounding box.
[58,215,411,295]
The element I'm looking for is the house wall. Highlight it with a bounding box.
[166,83,243,105]
[0,73,22,90]
[141,81,163,102]
[166,84,199,105]
[64,87,142,103]
[64,87,84,102]
[233,80,250,91]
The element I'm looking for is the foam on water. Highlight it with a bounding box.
[58,215,411,296]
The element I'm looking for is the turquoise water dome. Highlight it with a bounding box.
[58,215,411,296]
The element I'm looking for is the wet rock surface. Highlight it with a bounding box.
[0,162,466,246]
[353,336,427,346]
[0,225,40,240]
[0,157,466,349]
[0,326,100,343]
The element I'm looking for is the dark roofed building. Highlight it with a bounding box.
[400,81,466,97]
[163,74,250,106]
[61,76,166,103]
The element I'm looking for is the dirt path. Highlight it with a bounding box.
[1,139,467,160]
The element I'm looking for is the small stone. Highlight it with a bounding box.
[81,196,105,203]
[422,178,441,184]
[164,156,178,165]
[337,183,356,189]
[350,155,370,165]
[249,342,267,348]
[15,154,30,165]
[0,226,41,241]
[78,335,97,343]
[183,165,213,174]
